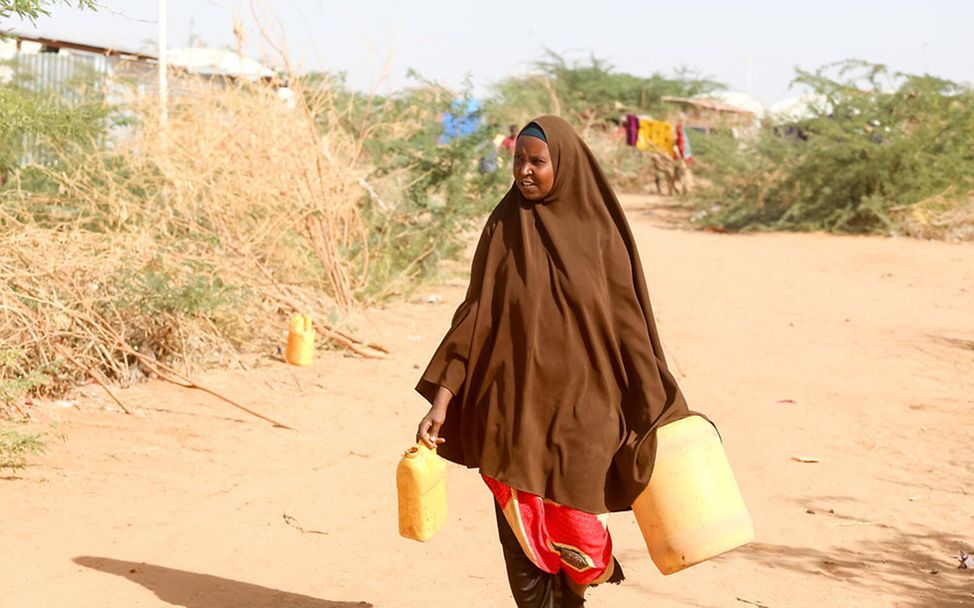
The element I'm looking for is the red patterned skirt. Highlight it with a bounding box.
[483,475,619,586]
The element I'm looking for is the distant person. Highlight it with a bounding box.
[673,124,694,194]
[479,144,499,174]
[499,124,518,154]
[675,155,693,194]
[414,116,690,607]
[651,152,674,195]
[671,145,688,195]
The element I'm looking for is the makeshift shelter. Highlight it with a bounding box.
[439,98,481,143]
[0,32,155,96]
[767,94,831,123]
[704,91,765,121]
[661,96,756,134]
[166,47,276,82]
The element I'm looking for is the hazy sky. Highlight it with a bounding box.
[9,0,974,103]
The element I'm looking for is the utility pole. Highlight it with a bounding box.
[158,0,168,127]
[746,53,753,98]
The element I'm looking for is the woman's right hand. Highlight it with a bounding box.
[415,386,453,449]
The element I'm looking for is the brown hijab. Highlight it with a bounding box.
[417,115,691,513]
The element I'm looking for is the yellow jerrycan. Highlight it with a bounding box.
[632,415,754,575]
[396,443,447,542]
[285,314,315,366]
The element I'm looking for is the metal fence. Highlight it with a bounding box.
[8,53,114,165]
[8,53,163,165]
[13,52,112,98]
[6,51,257,166]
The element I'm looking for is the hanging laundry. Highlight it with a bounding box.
[636,117,674,155]
[625,114,640,147]
[675,124,694,164]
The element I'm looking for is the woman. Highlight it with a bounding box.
[415,116,690,607]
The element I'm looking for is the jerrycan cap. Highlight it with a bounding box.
[404,443,435,458]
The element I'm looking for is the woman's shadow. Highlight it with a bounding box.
[74,556,372,608]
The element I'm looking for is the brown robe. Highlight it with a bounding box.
[417,115,691,514]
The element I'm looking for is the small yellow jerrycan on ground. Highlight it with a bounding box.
[285,314,315,366]
[632,415,754,575]
[396,443,447,542]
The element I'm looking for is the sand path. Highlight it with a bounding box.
[3,195,972,607]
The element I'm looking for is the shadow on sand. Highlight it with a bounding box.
[732,498,972,608]
[74,556,372,608]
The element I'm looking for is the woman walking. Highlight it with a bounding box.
[415,116,690,607]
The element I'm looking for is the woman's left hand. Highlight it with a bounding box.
[415,386,453,449]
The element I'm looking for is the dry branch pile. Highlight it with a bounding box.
[891,190,974,241]
[1,79,398,409]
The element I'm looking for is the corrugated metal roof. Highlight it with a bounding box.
[6,32,156,61]
[661,96,755,116]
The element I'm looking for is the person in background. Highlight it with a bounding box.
[414,116,690,607]
[651,152,674,196]
[671,144,687,195]
[479,143,499,174]
[499,124,518,154]
[673,124,694,194]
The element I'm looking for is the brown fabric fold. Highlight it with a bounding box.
[417,115,691,513]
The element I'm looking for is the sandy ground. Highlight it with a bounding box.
[3,194,973,608]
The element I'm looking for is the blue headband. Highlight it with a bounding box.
[518,123,547,143]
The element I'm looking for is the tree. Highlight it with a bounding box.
[0,0,105,175]
[695,61,974,235]
[0,0,95,22]
[488,50,724,132]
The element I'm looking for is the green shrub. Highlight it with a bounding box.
[694,61,974,234]
[349,78,509,297]
[0,349,54,411]
[0,426,45,471]
[488,51,722,129]
[0,348,50,471]
[0,0,95,21]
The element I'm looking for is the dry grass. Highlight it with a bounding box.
[891,189,974,241]
[0,78,405,411]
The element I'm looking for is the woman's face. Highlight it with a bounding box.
[513,136,554,200]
